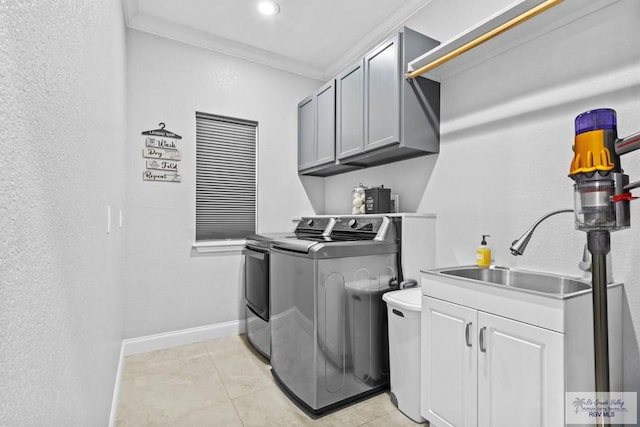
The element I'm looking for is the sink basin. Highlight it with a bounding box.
[433,266,591,296]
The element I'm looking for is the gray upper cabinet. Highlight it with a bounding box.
[364,33,400,152]
[300,27,440,176]
[315,83,335,165]
[298,80,341,173]
[336,61,364,159]
[297,95,316,171]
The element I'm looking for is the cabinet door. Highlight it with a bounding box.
[315,81,335,166]
[477,312,564,427]
[364,33,400,152]
[297,96,315,171]
[336,61,364,159]
[422,297,478,427]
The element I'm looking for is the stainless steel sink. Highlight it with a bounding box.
[432,266,591,296]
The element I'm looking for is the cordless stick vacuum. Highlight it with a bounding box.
[569,108,640,426]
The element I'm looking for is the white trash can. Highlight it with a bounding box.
[382,287,425,423]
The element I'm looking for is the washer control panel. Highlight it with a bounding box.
[332,217,383,233]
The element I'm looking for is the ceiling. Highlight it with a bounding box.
[123,0,434,81]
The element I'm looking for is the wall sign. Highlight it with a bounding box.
[142,147,182,160]
[145,137,179,150]
[141,123,182,183]
[143,170,182,182]
[146,159,179,171]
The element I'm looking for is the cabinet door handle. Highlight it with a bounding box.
[479,326,487,352]
[465,322,472,347]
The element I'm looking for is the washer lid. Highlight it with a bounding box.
[246,232,293,247]
[382,288,422,311]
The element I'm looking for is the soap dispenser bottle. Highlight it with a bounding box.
[477,235,491,268]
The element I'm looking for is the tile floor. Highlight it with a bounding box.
[116,335,423,426]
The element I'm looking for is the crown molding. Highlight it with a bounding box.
[125,13,326,80]
[123,0,433,81]
[324,0,433,78]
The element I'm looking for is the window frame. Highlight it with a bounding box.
[194,111,258,245]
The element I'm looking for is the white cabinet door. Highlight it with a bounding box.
[477,311,564,427]
[422,297,477,427]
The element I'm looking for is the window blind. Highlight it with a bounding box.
[195,112,257,240]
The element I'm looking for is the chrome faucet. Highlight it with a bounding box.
[509,209,574,256]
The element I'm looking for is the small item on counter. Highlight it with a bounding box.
[352,183,367,214]
[365,186,391,214]
[476,235,491,268]
[390,194,400,213]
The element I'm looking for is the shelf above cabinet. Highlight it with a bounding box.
[407,0,621,82]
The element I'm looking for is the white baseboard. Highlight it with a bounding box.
[108,342,126,427]
[109,320,246,425]
[122,320,246,356]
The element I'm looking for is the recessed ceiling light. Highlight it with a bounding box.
[258,0,280,16]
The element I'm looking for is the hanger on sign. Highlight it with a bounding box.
[141,122,182,139]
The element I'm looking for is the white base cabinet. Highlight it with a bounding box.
[422,297,564,427]
[422,298,477,427]
[477,311,564,427]
[421,271,622,427]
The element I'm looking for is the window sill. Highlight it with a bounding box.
[192,239,246,254]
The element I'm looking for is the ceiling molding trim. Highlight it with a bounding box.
[127,12,326,81]
[324,0,434,78]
